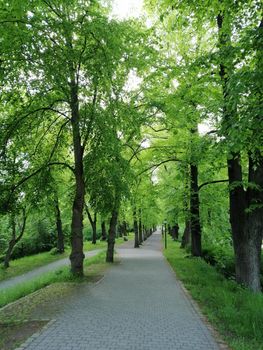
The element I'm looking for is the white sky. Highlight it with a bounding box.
[111,0,144,19]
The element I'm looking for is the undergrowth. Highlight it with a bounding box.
[164,238,263,350]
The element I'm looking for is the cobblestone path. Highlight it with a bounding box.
[17,232,221,350]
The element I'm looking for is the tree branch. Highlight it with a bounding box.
[85,203,95,226]
[47,162,75,174]
[138,158,181,176]
[32,115,61,156]
[198,179,228,191]
[5,162,75,195]
[147,125,169,133]
[48,119,70,162]
[82,83,98,151]
[15,208,27,243]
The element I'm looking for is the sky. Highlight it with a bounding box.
[111,0,144,19]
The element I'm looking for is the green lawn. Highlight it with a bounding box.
[164,237,263,350]
[0,251,107,309]
[0,235,130,282]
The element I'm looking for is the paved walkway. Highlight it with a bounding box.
[16,231,221,350]
[0,250,102,291]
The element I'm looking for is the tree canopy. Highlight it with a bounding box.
[0,0,262,292]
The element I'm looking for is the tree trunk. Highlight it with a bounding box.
[4,240,16,268]
[133,208,139,248]
[181,164,191,248]
[85,205,97,244]
[217,13,263,291]
[190,163,202,256]
[54,195,64,253]
[106,210,118,263]
[172,223,179,240]
[117,222,122,237]
[4,210,27,268]
[138,208,143,245]
[143,224,147,241]
[69,81,85,276]
[240,155,263,291]
[101,221,107,241]
[123,221,127,236]
[181,220,191,248]
[227,156,247,284]
[91,212,97,244]
[91,219,97,244]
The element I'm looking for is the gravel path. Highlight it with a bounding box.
[0,250,102,291]
[16,231,222,350]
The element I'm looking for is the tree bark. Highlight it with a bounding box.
[190,163,202,256]
[4,209,27,268]
[133,208,139,248]
[54,195,64,253]
[138,208,143,244]
[85,205,97,244]
[143,224,147,241]
[69,80,85,276]
[4,240,16,269]
[181,163,191,248]
[91,217,97,244]
[122,221,127,236]
[227,156,247,284]
[117,222,122,237]
[171,223,179,240]
[181,220,191,248]
[106,210,118,263]
[101,220,107,241]
[240,155,263,291]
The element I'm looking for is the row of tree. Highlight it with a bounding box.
[143,0,263,292]
[1,0,262,293]
[0,0,160,273]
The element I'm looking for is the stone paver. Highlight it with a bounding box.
[0,250,102,291]
[16,232,221,350]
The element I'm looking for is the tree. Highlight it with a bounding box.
[145,0,263,291]
[1,0,151,275]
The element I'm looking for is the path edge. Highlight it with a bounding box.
[14,319,56,350]
[163,251,231,350]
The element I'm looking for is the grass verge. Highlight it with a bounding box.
[0,250,111,350]
[0,235,130,282]
[0,251,106,309]
[164,238,263,350]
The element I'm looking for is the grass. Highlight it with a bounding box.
[0,250,108,309]
[0,250,113,350]
[164,237,263,350]
[0,235,129,282]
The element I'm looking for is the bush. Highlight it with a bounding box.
[49,247,61,255]
[202,244,235,278]
[12,220,56,259]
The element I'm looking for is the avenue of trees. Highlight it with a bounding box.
[0,0,262,292]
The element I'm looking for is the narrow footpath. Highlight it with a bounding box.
[0,250,102,291]
[16,231,221,350]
